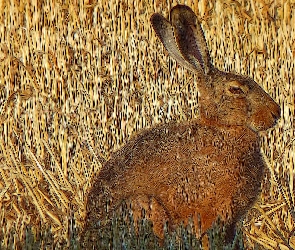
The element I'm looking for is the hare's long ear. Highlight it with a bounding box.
[150,13,198,72]
[170,5,212,74]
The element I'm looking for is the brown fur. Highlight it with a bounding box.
[82,4,280,243]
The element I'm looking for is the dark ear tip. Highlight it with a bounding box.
[170,5,197,25]
[150,13,161,24]
[171,4,194,14]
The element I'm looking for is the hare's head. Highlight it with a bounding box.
[151,5,280,132]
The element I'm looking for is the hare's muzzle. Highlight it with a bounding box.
[248,96,280,132]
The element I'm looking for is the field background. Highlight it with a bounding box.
[0,0,294,249]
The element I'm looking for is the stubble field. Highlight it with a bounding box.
[0,0,294,249]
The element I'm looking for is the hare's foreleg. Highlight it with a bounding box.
[127,195,171,239]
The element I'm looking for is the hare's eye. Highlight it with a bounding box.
[229,86,244,95]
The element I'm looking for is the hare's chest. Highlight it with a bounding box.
[161,129,261,200]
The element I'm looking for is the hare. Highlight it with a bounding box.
[83,4,280,244]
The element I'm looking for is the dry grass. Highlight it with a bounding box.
[0,0,294,248]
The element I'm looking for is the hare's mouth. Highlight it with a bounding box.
[269,115,280,128]
[268,104,281,127]
[270,108,281,122]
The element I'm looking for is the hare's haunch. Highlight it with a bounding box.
[83,4,280,243]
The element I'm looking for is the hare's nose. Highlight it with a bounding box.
[270,103,281,121]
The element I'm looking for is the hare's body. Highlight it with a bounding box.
[86,120,264,237]
[83,4,281,244]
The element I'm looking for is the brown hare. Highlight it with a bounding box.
[83,4,280,245]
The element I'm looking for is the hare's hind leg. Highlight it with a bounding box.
[128,195,171,239]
